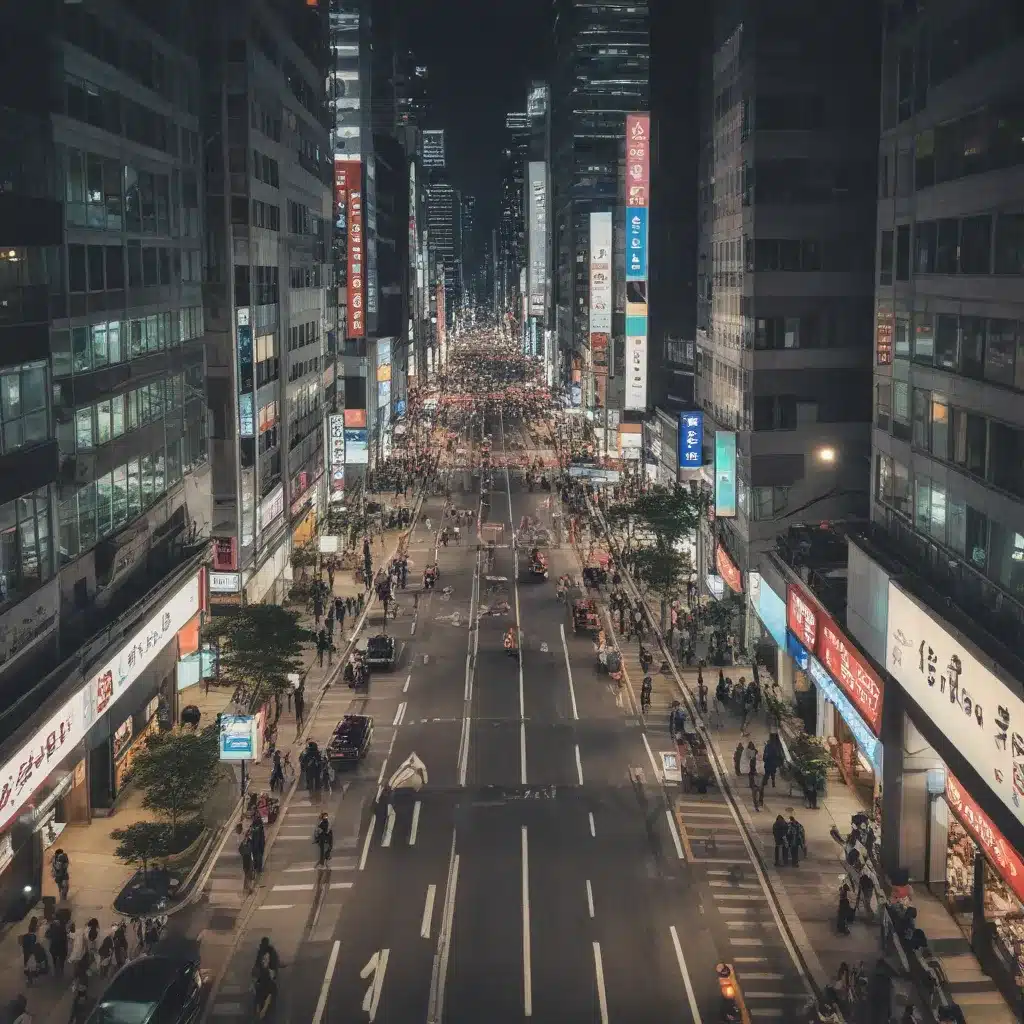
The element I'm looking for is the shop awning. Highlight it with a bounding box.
[807,655,882,775]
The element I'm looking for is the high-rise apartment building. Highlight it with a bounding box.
[550,0,649,402]
[694,0,880,590]
[201,0,332,606]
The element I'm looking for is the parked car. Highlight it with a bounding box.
[364,633,396,670]
[87,955,204,1024]
[328,714,373,767]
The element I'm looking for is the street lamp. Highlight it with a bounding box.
[815,445,837,465]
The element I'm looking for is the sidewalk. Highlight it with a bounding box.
[587,495,1016,1024]
[0,495,422,1024]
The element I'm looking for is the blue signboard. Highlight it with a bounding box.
[807,655,883,775]
[395,399,407,417]
[786,631,810,671]
[626,207,648,281]
[219,714,255,761]
[750,573,786,648]
[570,383,582,407]
[344,427,369,464]
[678,412,703,468]
[625,315,647,336]
[714,431,737,518]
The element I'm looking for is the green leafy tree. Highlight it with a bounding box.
[129,728,221,836]
[203,605,314,712]
[291,540,319,572]
[110,821,170,880]
[608,485,707,628]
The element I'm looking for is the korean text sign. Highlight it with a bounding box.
[346,162,365,337]
[679,412,703,468]
[626,113,650,207]
[888,582,1024,833]
[0,572,201,831]
[787,583,818,651]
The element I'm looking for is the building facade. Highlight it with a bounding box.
[498,112,530,321]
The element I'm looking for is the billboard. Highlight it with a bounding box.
[589,211,612,336]
[678,412,703,469]
[328,414,345,498]
[347,163,365,337]
[344,428,369,464]
[624,114,650,411]
[527,161,547,318]
[343,408,366,428]
[422,130,445,169]
[714,431,737,518]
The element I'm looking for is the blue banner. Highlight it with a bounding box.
[750,572,786,647]
[714,431,737,518]
[625,315,647,336]
[678,412,703,468]
[807,655,883,774]
[626,207,648,281]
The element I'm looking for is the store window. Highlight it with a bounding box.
[0,362,49,455]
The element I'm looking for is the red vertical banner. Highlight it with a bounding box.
[347,162,365,338]
[626,113,650,208]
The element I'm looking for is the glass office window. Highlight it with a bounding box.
[111,393,125,437]
[96,472,112,538]
[91,323,108,368]
[58,495,78,563]
[108,321,122,364]
[931,396,950,458]
[986,319,1018,386]
[77,480,96,551]
[141,454,155,506]
[112,464,128,530]
[72,327,91,373]
[75,406,94,449]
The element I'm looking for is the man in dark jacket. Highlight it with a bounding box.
[773,815,790,866]
[669,701,687,741]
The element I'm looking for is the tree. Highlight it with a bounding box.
[203,605,315,712]
[290,540,319,572]
[110,821,169,881]
[608,485,707,628]
[130,727,221,836]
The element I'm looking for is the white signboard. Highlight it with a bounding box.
[258,484,284,532]
[209,572,241,594]
[625,335,648,410]
[328,415,345,472]
[527,161,547,318]
[0,572,201,831]
[886,582,1024,831]
[589,212,612,334]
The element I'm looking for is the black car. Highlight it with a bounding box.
[87,955,204,1024]
[328,714,373,766]
[365,632,396,669]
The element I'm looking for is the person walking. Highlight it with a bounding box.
[763,738,781,789]
[773,815,790,866]
[250,811,266,874]
[269,751,285,793]
[46,916,67,977]
[314,812,333,867]
[749,764,763,811]
[788,814,805,867]
[294,686,305,732]
[67,922,88,976]
[238,826,255,894]
[668,701,687,743]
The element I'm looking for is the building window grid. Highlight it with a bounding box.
[0,488,52,605]
[0,362,49,456]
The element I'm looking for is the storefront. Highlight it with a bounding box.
[785,581,885,808]
[245,535,290,606]
[290,471,322,547]
[748,571,786,694]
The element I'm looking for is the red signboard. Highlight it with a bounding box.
[346,162,364,338]
[626,113,650,208]
[343,408,366,428]
[947,772,1024,904]
[715,545,743,594]
[212,537,237,572]
[787,583,818,651]
[818,611,884,735]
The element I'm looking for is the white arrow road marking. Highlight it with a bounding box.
[381,804,396,847]
[360,948,390,1021]
[421,883,437,938]
[311,940,340,1024]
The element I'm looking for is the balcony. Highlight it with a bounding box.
[771,522,852,617]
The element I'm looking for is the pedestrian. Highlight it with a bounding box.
[837,881,855,934]
[20,917,46,985]
[67,922,88,975]
[763,739,780,789]
[250,811,266,873]
[269,751,285,793]
[46,916,67,977]
[69,958,90,1024]
[237,824,255,892]
[314,812,333,867]
[336,596,346,634]
[749,766,762,811]
[745,740,758,775]
[669,700,687,742]
[855,869,876,916]
[294,687,305,731]
[787,814,805,866]
[734,742,744,777]
[773,815,790,866]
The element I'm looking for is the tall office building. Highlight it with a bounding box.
[498,112,530,318]
[694,0,880,590]
[201,0,332,606]
[460,194,476,308]
[550,0,649,402]
[0,0,211,717]
[427,182,460,315]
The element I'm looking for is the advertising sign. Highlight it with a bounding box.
[212,537,237,572]
[589,211,612,334]
[527,162,548,318]
[258,483,284,532]
[887,582,1024,831]
[328,414,345,492]
[344,428,369,464]
[749,572,786,648]
[716,545,742,593]
[787,583,818,651]
[626,207,649,281]
[625,336,647,411]
[219,715,256,761]
[807,656,883,775]
[714,431,737,518]
[343,408,366,429]
[679,412,703,469]
[347,162,365,337]
[819,611,884,735]
[946,772,1024,904]
[626,113,650,208]
[209,572,241,594]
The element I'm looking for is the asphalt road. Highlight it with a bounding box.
[202,411,810,1023]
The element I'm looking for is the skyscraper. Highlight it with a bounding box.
[460,194,477,308]
[427,182,460,315]
[498,113,530,318]
[551,0,649,403]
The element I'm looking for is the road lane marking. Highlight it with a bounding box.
[588,812,596,837]
[410,800,422,845]
[271,883,314,891]
[403,673,411,693]
[666,808,686,859]
[457,715,470,786]
[740,973,785,981]
[360,948,389,1021]
[359,820,375,870]
[284,865,317,872]
[381,804,396,847]
[393,702,407,727]
[586,879,595,918]
[421,883,437,938]
[592,942,609,1024]
[427,832,459,1023]
[640,731,662,781]
[522,826,533,1016]
[311,940,340,1024]
[518,661,525,718]
[669,926,703,1023]
[256,904,294,911]
[730,937,766,946]
[574,744,584,785]
[520,721,528,785]
[560,623,579,719]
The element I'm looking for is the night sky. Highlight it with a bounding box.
[401,0,550,233]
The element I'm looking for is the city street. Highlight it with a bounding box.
[203,412,811,1023]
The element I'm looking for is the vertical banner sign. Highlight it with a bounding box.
[328,415,345,498]
[589,211,612,377]
[714,431,737,518]
[624,113,650,411]
[236,307,254,438]
[678,411,704,469]
[347,163,365,337]
[527,161,547,318]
